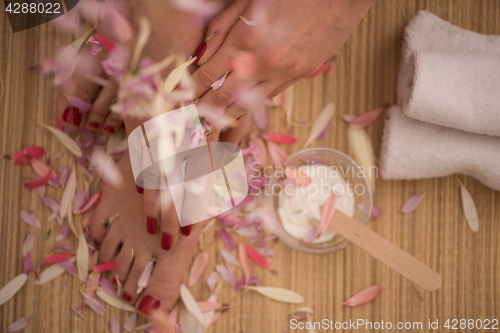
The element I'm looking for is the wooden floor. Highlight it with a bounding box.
[1,0,499,332]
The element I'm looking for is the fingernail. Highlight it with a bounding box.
[136,185,143,193]
[161,232,172,250]
[193,42,207,65]
[138,295,160,315]
[104,125,116,134]
[238,140,242,147]
[111,277,118,286]
[88,122,100,129]
[181,224,192,236]
[146,217,157,234]
[62,107,82,126]
[121,292,132,302]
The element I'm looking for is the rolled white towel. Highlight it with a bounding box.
[380,106,500,191]
[398,10,500,137]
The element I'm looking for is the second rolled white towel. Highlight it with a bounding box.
[398,11,500,137]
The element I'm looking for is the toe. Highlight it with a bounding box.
[107,241,134,290]
[121,255,150,304]
[85,80,119,131]
[136,225,202,317]
[56,43,105,130]
[102,111,124,135]
[99,231,122,263]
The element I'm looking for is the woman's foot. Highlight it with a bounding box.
[88,150,202,316]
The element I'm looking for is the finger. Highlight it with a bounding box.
[159,185,180,251]
[197,0,252,65]
[56,43,106,129]
[144,188,159,235]
[102,111,124,135]
[220,113,251,145]
[223,81,275,120]
[84,80,119,131]
[190,45,233,100]
[197,73,257,109]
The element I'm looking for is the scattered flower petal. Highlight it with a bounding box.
[180,284,206,329]
[82,293,105,316]
[244,286,304,303]
[303,103,335,148]
[95,289,136,312]
[349,104,388,129]
[36,253,72,277]
[220,229,235,250]
[267,141,288,166]
[110,317,120,333]
[459,183,479,233]
[188,251,209,287]
[347,127,376,193]
[123,313,137,332]
[59,259,77,277]
[197,301,224,313]
[344,284,381,307]
[67,96,92,112]
[7,317,29,333]
[39,124,82,157]
[207,272,218,291]
[35,258,75,285]
[216,265,235,285]
[239,16,256,25]
[24,167,51,189]
[93,261,118,273]
[320,193,337,234]
[343,114,357,123]
[99,277,117,297]
[0,274,28,307]
[23,252,33,275]
[246,246,277,273]
[211,71,229,91]
[22,232,37,256]
[137,261,154,294]
[220,249,239,267]
[263,133,297,145]
[401,193,426,214]
[238,242,250,284]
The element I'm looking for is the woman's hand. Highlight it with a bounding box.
[193,0,376,121]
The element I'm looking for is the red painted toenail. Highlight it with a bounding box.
[192,42,206,65]
[62,107,82,126]
[161,232,172,250]
[181,224,192,236]
[111,277,118,286]
[121,292,132,302]
[136,185,143,193]
[104,126,116,134]
[138,295,160,315]
[238,140,242,147]
[147,217,157,234]
[89,122,100,129]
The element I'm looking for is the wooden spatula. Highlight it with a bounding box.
[328,211,441,291]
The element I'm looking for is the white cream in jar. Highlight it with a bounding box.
[277,164,356,243]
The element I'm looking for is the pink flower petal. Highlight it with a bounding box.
[220,249,239,266]
[95,34,117,52]
[257,247,276,257]
[344,284,381,307]
[238,242,250,284]
[302,227,319,244]
[36,253,72,277]
[207,271,218,291]
[371,206,381,219]
[267,141,288,167]
[50,243,75,251]
[110,317,120,333]
[59,259,77,276]
[220,229,235,250]
[67,96,92,112]
[211,72,228,91]
[7,317,29,332]
[22,232,37,257]
[19,210,42,229]
[401,193,426,214]
[82,293,105,316]
[349,104,388,129]
[263,133,297,145]
[187,251,209,287]
[216,265,235,285]
[316,118,332,139]
[319,193,337,234]
[55,225,69,242]
[123,313,137,332]
[235,277,245,290]
[9,146,45,163]
[93,261,118,273]
[99,277,117,297]
[23,252,33,275]
[137,261,154,293]
[24,167,51,188]
[246,246,277,273]
[343,114,357,123]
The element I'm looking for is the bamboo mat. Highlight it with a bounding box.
[1,0,499,332]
